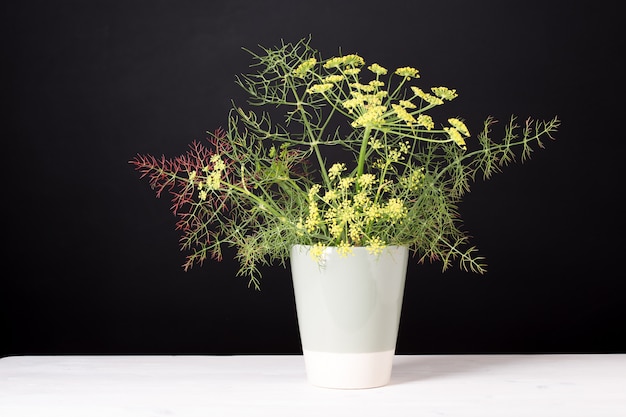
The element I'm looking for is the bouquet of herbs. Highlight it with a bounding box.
[131,37,559,289]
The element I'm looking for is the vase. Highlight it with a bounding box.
[290,244,409,389]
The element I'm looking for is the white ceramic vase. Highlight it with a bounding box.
[290,245,409,389]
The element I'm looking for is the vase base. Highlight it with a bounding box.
[302,349,395,389]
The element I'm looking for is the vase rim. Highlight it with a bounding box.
[291,244,408,251]
[291,244,407,247]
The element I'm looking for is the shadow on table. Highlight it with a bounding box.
[389,354,535,385]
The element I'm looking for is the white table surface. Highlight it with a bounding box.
[0,354,624,417]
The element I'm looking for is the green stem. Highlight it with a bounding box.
[287,86,332,188]
[226,180,287,222]
[356,126,372,179]
[312,140,331,187]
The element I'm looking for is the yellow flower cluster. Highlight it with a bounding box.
[323,74,344,84]
[417,114,434,130]
[301,54,468,148]
[444,127,467,149]
[432,86,458,100]
[304,185,322,233]
[392,104,417,126]
[411,86,444,106]
[368,137,384,149]
[306,83,334,94]
[293,57,317,78]
[351,105,387,128]
[395,67,420,79]
[385,198,407,221]
[350,82,376,93]
[400,167,426,191]
[328,162,346,180]
[304,55,466,138]
[337,241,353,257]
[324,54,365,69]
[368,63,388,75]
[445,118,470,149]
[448,118,470,136]
[189,154,225,201]
[301,163,410,257]
[309,242,327,261]
[366,237,386,255]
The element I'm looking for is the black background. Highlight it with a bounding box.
[3,1,624,356]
